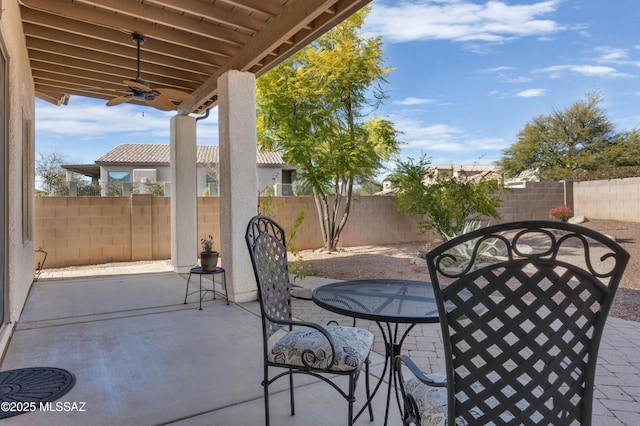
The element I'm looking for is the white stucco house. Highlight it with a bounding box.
[63,144,297,196]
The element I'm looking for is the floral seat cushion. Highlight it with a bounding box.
[405,374,452,426]
[406,373,524,425]
[268,325,373,372]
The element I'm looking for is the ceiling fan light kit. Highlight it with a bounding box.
[106,33,192,111]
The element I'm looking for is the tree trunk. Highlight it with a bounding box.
[314,178,354,252]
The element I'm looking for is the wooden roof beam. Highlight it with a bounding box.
[20,0,239,57]
[75,0,252,44]
[142,0,268,33]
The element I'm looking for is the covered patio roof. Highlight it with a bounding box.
[19,0,371,114]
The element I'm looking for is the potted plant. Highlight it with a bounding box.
[200,234,219,271]
[549,205,572,222]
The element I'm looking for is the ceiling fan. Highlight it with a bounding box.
[106,33,192,111]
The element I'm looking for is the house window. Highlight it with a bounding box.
[108,171,131,182]
[206,171,218,185]
[205,171,219,196]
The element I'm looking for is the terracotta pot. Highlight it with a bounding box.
[200,251,219,271]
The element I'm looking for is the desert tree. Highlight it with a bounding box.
[389,155,502,240]
[257,7,401,251]
[498,92,616,181]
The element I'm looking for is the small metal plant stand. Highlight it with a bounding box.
[184,266,228,310]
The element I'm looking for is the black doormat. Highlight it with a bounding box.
[0,367,76,419]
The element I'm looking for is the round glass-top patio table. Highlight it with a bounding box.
[312,279,439,426]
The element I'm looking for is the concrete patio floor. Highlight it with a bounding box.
[2,264,640,425]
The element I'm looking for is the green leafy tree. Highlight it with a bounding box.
[77,180,101,196]
[603,129,640,167]
[389,155,503,240]
[353,177,383,195]
[257,7,401,251]
[36,150,69,195]
[498,92,615,180]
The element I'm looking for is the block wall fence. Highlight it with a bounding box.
[35,178,636,269]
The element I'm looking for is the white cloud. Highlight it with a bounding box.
[393,97,434,106]
[391,116,507,161]
[35,97,219,163]
[36,97,218,142]
[593,46,640,68]
[481,66,531,83]
[517,88,547,97]
[595,46,629,63]
[37,98,171,139]
[506,76,533,83]
[365,0,566,45]
[533,64,628,78]
[467,137,510,151]
[481,66,515,73]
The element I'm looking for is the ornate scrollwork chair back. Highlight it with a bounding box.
[397,220,629,426]
[245,215,374,426]
[246,215,292,339]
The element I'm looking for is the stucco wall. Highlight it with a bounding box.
[257,165,282,193]
[1,0,38,350]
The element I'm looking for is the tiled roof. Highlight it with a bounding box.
[257,150,286,165]
[431,165,499,173]
[95,144,284,166]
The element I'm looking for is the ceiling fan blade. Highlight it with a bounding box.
[106,95,133,106]
[123,79,150,91]
[109,34,186,111]
[146,95,176,111]
[155,87,193,101]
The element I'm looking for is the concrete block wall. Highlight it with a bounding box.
[261,196,434,250]
[261,196,320,250]
[35,196,133,267]
[497,181,569,222]
[574,177,640,222]
[152,197,171,259]
[340,196,430,247]
[131,195,153,261]
[35,181,580,268]
[197,197,221,252]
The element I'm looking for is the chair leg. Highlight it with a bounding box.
[348,373,355,426]
[263,368,270,426]
[365,358,374,421]
[402,394,420,426]
[289,368,295,415]
[263,386,271,426]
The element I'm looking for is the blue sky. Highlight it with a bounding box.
[36,0,640,172]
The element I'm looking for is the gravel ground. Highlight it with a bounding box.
[297,219,640,323]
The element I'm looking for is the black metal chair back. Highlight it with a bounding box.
[416,221,629,425]
[245,214,374,426]
[245,214,292,341]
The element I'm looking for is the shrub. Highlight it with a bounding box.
[389,155,503,240]
[549,205,572,221]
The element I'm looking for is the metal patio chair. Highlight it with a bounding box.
[245,215,374,426]
[397,220,629,425]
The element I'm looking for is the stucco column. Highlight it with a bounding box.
[170,114,197,273]
[218,70,258,302]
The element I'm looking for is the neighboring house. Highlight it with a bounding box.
[379,164,501,194]
[425,164,501,183]
[63,144,297,196]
